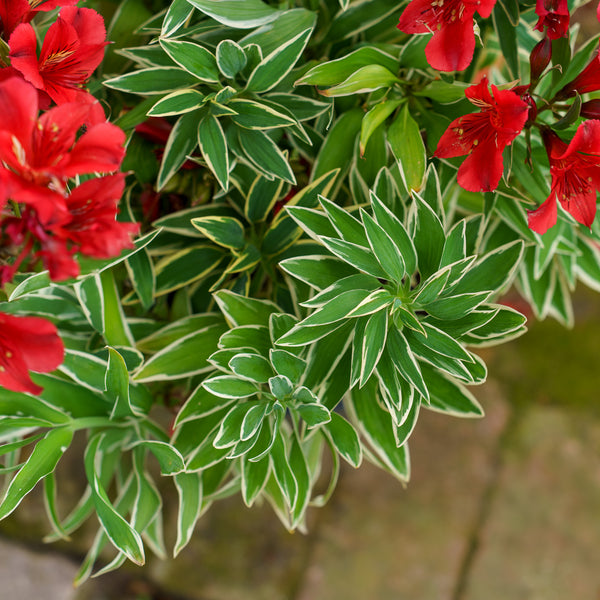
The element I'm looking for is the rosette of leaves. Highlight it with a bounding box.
[274,189,526,475]
[171,290,360,532]
[104,2,330,192]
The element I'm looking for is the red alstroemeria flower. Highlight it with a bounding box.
[556,45,600,99]
[534,0,569,39]
[9,6,107,104]
[0,77,125,223]
[434,77,529,192]
[0,0,78,39]
[0,312,64,395]
[51,173,140,261]
[397,0,497,71]
[528,121,600,234]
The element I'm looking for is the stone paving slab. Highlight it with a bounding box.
[294,381,509,600]
[462,407,600,600]
[0,537,78,600]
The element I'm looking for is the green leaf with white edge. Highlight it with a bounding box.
[240,402,271,441]
[447,241,524,296]
[346,289,393,318]
[361,209,406,283]
[360,100,403,156]
[216,40,247,78]
[297,47,399,87]
[43,473,69,541]
[298,289,374,327]
[125,248,155,311]
[295,400,331,428]
[134,322,227,382]
[212,404,253,448]
[347,380,410,481]
[289,433,311,523]
[264,93,330,122]
[270,430,297,509]
[276,320,346,347]
[173,472,202,557]
[158,110,201,190]
[440,220,467,268]
[162,0,193,37]
[320,237,388,279]
[214,290,280,327]
[269,375,294,400]
[104,67,199,94]
[154,245,224,296]
[186,0,278,28]
[100,269,134,347]
[197,113,229,190]
[424,291,492,320]
[421,364,484,418]
[237,128,295,184]
[360,309,388,386]
[410,194,445,281]
[147,89,204,117]
[412,267,451,305]
[269,349,306,382]
[284,206,338,241]
[327,0,398,41]
[387,327,429,401]
[323,413,362,467]
[218,325,272,356]
[106,347,139,420]
[246,28,313,93]
[159,39,220,82]
[203,376,259,400]
[279,255,359,290]
[76,273,104,334]
[462,304,527,345]
[229,353,274,383]
[0,428,73,520]
[130,441,185,475]
[407,321,473,361]
[394,394,420,448]
[302,273,380,309]
[137,313,223,354]
[229,99,297,130]
[370,192,417,274]
[241,453,270,506]
[84,435,145,566]
[320,65,400,97]
[245,174,285,224]
[191,216,245,250]
[318,196,368,246]
[247,406,283,462]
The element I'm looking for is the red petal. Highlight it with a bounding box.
[61,7,107,47]
[0,0,30,38]
[527,194,558,234]
[434,114,485,158]
[558,119,600,160]
[560,189,597,228]
[425,16,476,72]
[8,23,44,88]
[397,0,434,33]
[476,0,497,18]
[457,142,504,192]
[63,123,126,177]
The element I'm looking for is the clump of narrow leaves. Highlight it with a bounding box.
[1,0,600,584]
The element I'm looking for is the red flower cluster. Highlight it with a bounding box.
[534,0,569,40]
[528,122,600,235]
[0,312,64,395]
[434,77,529,192]
[0,6,138,394]
[397,0,496,72]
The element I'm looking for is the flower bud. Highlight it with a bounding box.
[529,37,552,84]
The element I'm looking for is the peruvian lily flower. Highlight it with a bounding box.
[0,77,125,223]
[0,312,64,395]
[528,121,600,235]
[397,0,497,71]
[0,0,78,39]
[534,0,569,40]
[434,77,529,192]
[8,6,107,105]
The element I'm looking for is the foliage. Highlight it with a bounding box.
[0,0,599,582]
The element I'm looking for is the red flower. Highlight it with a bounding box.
[0,77,125,223]
[434,77,529,192]
[397,0,496,71]
[51,174,139,262]
[528,121,600,234]
[0,312,64,395]
[534,0,569,39]
[0,0,78,39]
[8,7,107,104]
